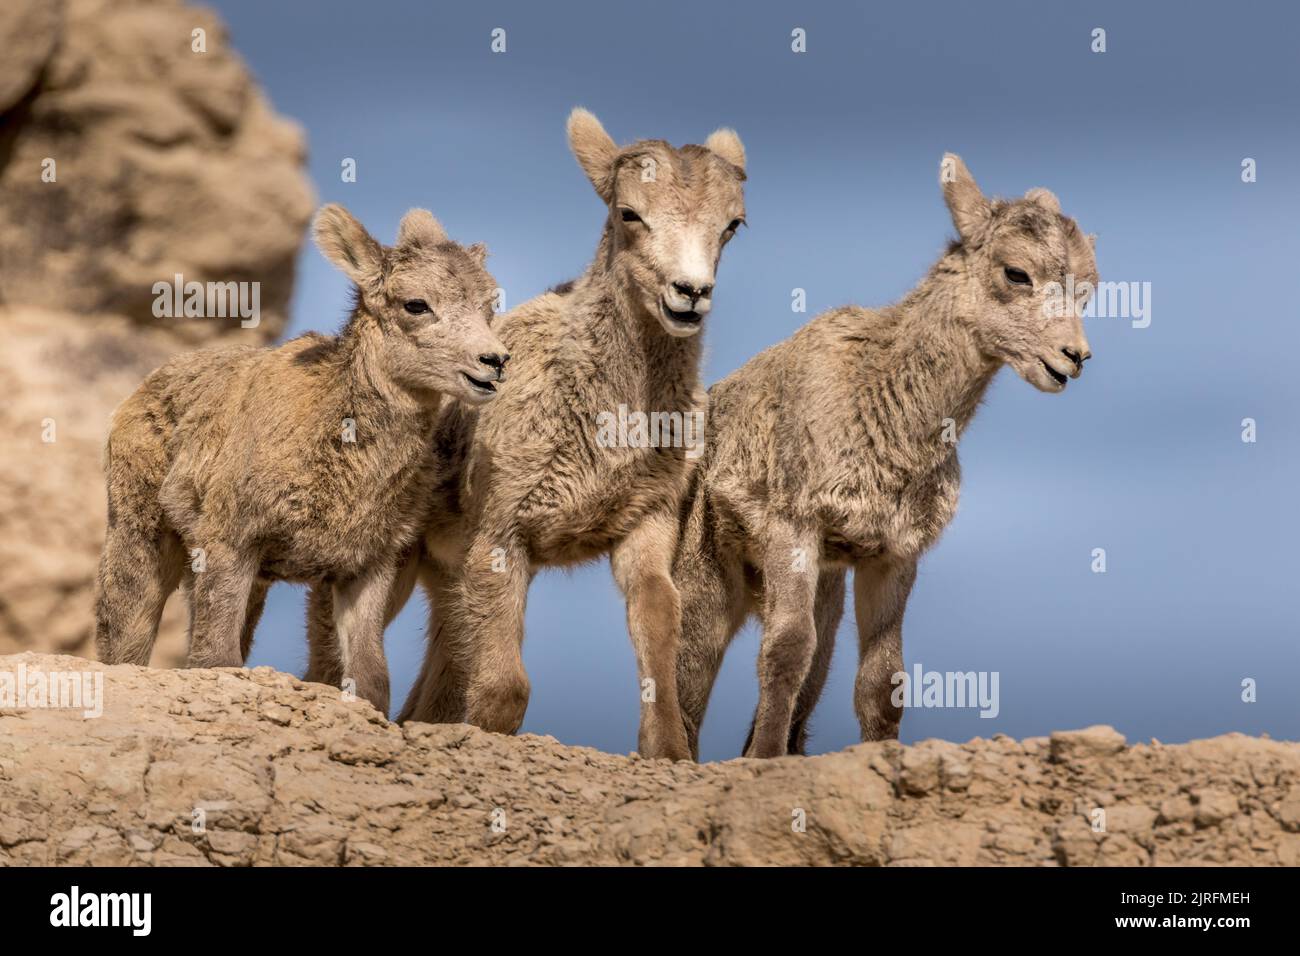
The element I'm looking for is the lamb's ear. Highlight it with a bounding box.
[567,107,618,201]
[1087,233,1097,250]
[466,242,489,267]
[1064,220,1097,276]
[704,127,746,174]
[314,204,383,285]
[1024,187,1061,213]
[940,153,991,241]
[397,208,448,248]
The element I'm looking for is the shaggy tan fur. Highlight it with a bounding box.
[322,110,747,759]
[673,155,1098,758]
[94,205,507,714]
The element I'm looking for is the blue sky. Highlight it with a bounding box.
[211,0,1299,759]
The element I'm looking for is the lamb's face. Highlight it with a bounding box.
[313,205,509,406]
[607,142,747,337]
[940,155,1096,393]
[377,239,507,406]
[567,109,747,338]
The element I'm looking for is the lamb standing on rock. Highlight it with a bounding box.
[673,154,1098,758]
[93,204,508,715]
[343,109,747,760]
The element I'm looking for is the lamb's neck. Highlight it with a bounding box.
[852,266,997,477]
[337,309,438,431]
[574,240,703,406]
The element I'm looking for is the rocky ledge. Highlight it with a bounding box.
[0,653,1296,866]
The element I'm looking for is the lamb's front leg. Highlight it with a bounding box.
[783,567,847,755]
[852,555,917,740]
[332,560,400,715]
[459,536,533,734]
[186,542,258,669]
[748,525,821,758]
[611,509,691,761]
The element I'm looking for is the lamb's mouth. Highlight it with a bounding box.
[1041,361,1068,388]
[659,297,702,327]
[462,372,497,395]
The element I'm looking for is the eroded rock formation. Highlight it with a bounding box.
[0,0,315,664]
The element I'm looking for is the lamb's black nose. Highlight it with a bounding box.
[671,281,712,303]
[1062,347,1084,369]
[479,352,509,373]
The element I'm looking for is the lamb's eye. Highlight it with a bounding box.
[619,208,643,224]
[1004,267,1032,286]
[724,218,744,236]
[404,299,430,315]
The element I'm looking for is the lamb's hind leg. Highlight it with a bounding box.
[303,583,340,686]
[852,555,917,741]
[307,550,418,689]
[746,526,820,758]
[238,577,271,664]
[94,524,184,665]
[396,559,462,724]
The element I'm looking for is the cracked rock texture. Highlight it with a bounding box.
[0,0,315,664]
[1,654,1296,866]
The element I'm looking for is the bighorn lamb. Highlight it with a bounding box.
[310,109,747,760]
[94,205,507,714]
[673,154,1097,758]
